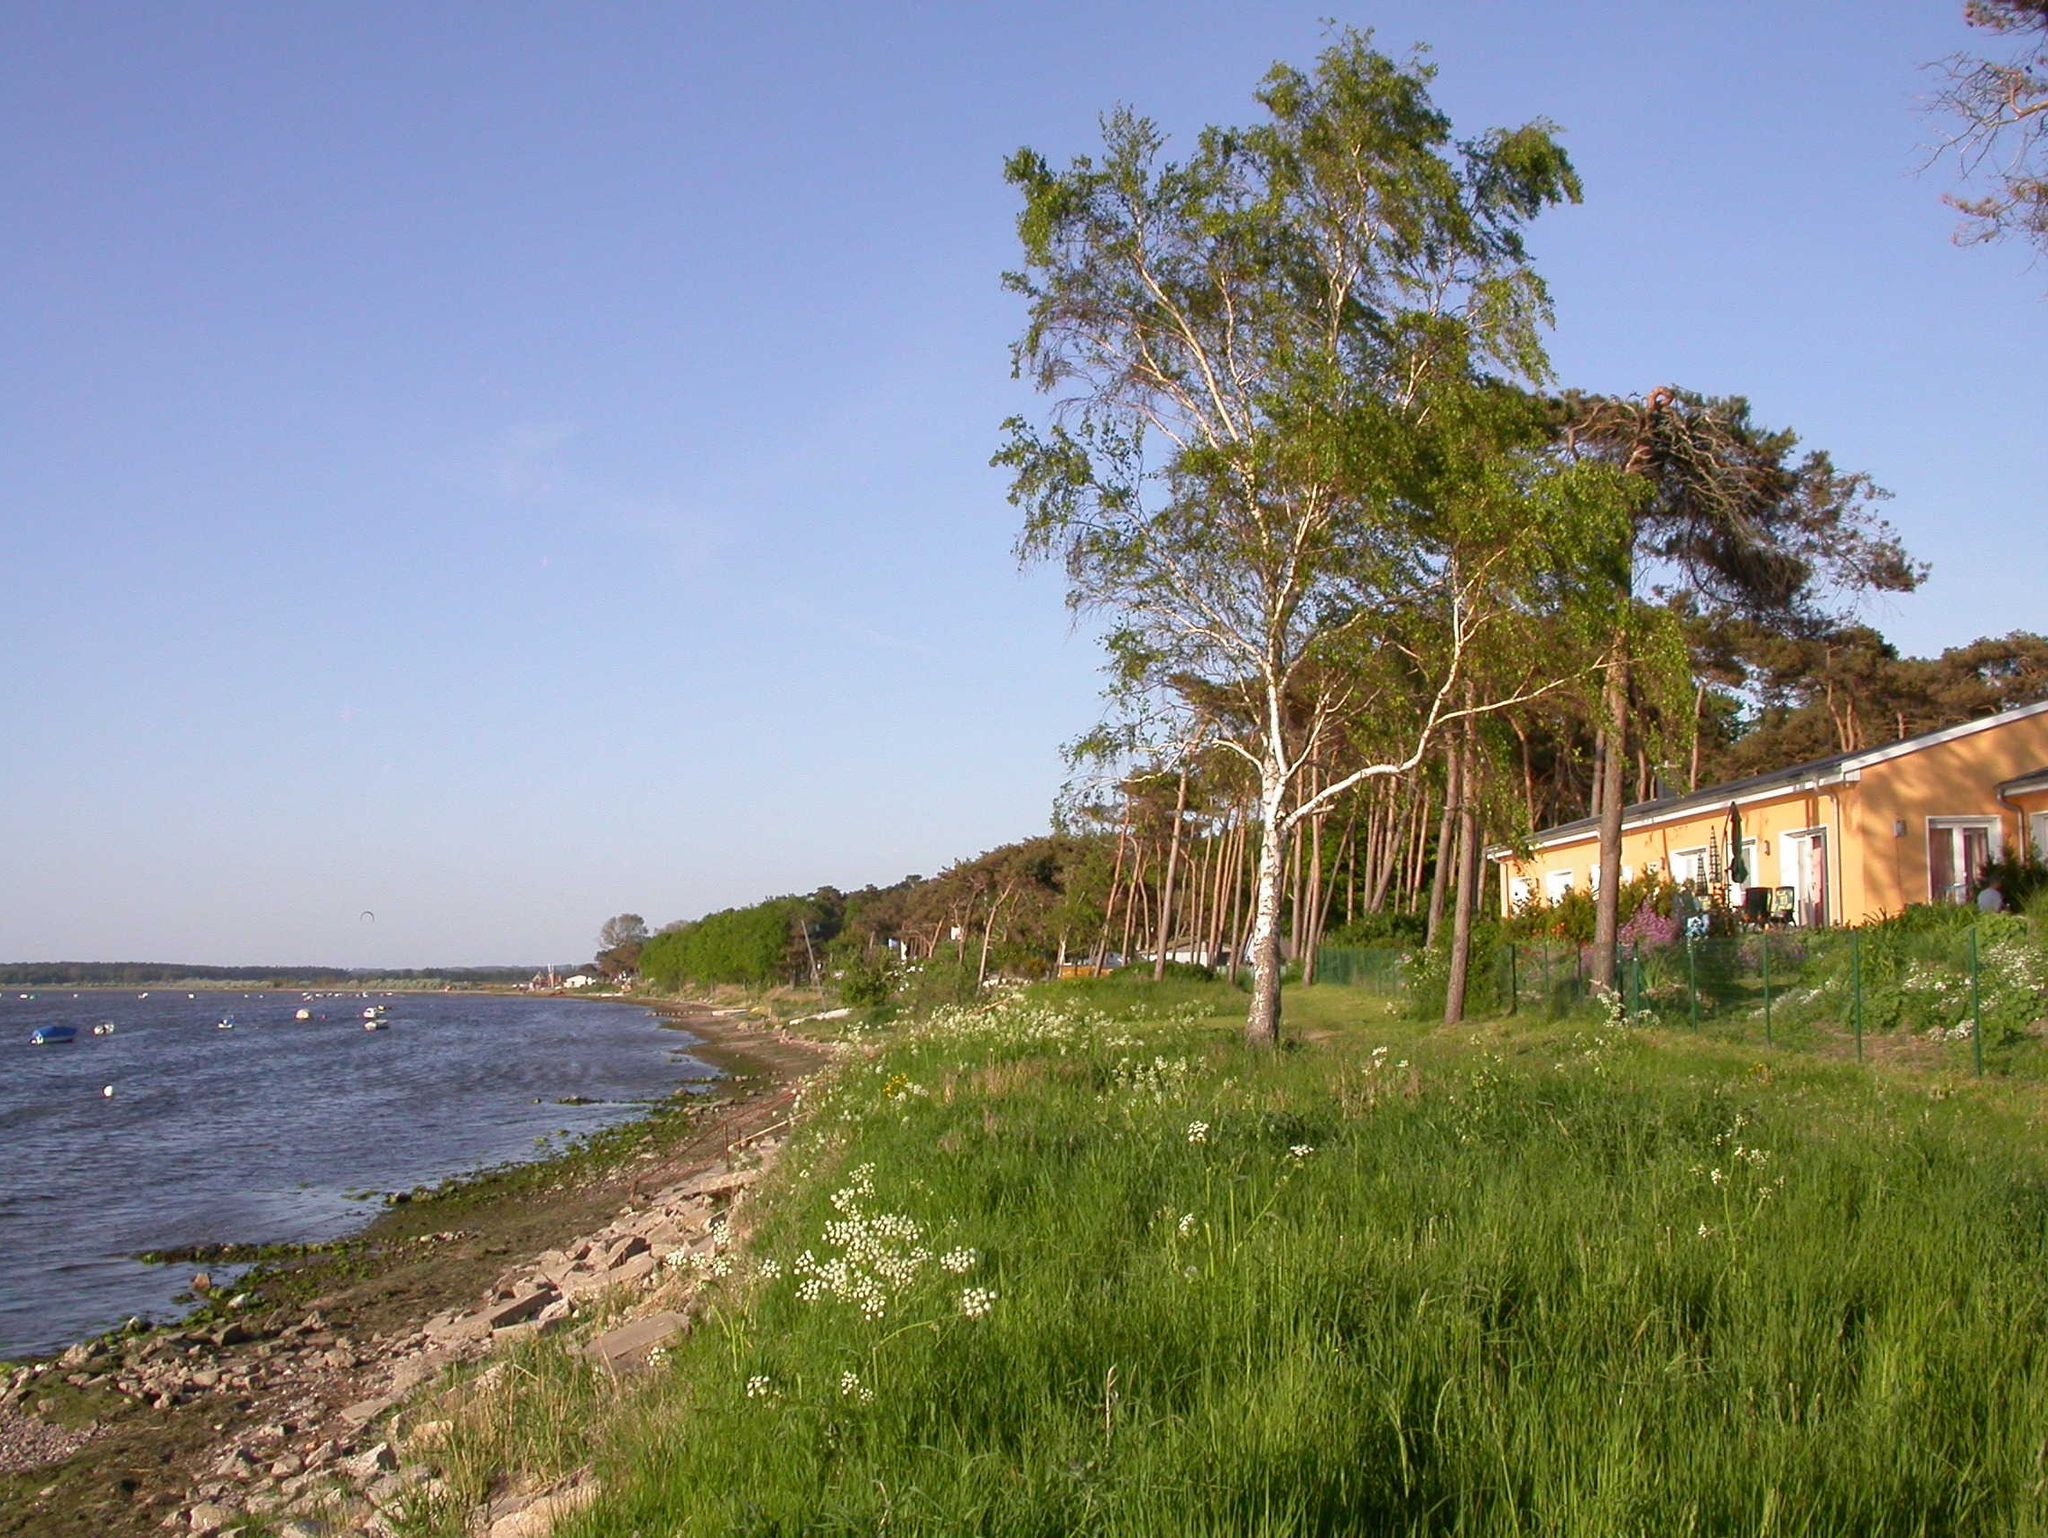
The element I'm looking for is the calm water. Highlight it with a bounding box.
[0,990,715,1359]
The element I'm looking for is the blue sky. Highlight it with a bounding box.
[2,3,2040,966]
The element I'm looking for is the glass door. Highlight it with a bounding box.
[1780,830,1828,927]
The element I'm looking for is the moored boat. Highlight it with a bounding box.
[92,1022,115,1036]
[363,1018,389,1031]
[30,1026,78,1045]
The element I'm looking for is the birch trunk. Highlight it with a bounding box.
[1245,771,1289,1048]
[1444,718,1482,1024]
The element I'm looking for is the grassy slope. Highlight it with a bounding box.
[450,980,2048,1536]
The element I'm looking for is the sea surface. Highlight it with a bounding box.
[0,990,716,1360]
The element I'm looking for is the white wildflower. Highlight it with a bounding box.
[941,1247,978,1275]
[1186,1121,1210,1144]
[958,1286,997,1320]
[839,1370,874,1403]
[1288,1144,1315,1162]
[745,1375,774,1399]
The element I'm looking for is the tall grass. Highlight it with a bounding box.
[530,985,2048,1535]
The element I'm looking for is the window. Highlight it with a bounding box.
[1587,864,1600,894]
[2032,812,2048,861]
[1544,869,1574,903]
[1928,817,2001,904]
[1670,848,1711,888]
[1509,876,1533,909]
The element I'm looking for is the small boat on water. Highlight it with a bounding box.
[30,1026,78,1045]
[217,1013,236,1031]
[92,1022,115,1036]
[294,1008,312,1021]
[362,1005,387,1020]
[363,1018,389,1031]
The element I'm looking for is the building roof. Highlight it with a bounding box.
[1998,764,2048,798]
[1514,696,2048,854]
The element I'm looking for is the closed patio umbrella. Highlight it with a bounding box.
[1727,803,1749,884]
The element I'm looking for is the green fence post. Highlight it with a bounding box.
[1971,924,1985,1078]
[1542,944,1552,1019]
[1851,929,1864,1063]
[1761,931,1773,1047]
[1687,936,1699,1029]
[1509,943,1518,1016]
[1630,942,1642,1019]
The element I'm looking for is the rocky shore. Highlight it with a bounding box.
[0,1004,829,1538]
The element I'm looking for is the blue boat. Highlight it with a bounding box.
[30,1026,78,1045]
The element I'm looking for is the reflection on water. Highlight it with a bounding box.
[0,992,713,1358]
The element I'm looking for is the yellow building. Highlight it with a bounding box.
[1497,698,2048,926]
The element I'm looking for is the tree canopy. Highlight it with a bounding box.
[1931,0,2048,254]
[998,29,1631,1044]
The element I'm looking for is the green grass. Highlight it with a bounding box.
[449,981,2048,1535]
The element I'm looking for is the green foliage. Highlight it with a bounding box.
[1404,922,1514,1018]
[1321,911,1425,947]
[831,945,901,1010]
[1112,960,1216,984]
[639,900,805,990]
[1978,847,2048,914]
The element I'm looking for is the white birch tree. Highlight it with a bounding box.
[998,32,1628,1046]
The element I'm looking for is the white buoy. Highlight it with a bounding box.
[102,1085,114,1098]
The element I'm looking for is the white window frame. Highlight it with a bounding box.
[1544,868,1574,903]
[2030,812,2048,861]
[1509,876,1533,909]
[1670,847,1711,888]
[1927,816,2002,905]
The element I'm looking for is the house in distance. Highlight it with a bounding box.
[1496,698,2048,927]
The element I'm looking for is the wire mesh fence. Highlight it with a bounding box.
[1314,916,2048,1077]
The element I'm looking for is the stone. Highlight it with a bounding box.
[338,1395,395,1429]
[584,1312,691,1376]
[615,1252,659,1288]
[603,1234,651,1265]
[187,1503,234,1535]
[269,1453,303,1478]
[339,1441,398,1481]
[663,1166,760,1202]
[485,1287,556,1331]
[486,1482,598,1538]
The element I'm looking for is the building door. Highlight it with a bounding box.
[1928,818,1999,904]
[1780,830,1828,927]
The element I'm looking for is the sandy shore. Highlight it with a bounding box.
[0,1001,831,1538]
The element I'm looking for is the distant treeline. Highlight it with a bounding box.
[638,901,814,990]
[0,962,542,988]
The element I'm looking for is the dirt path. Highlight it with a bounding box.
[0,1003,833,1538]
